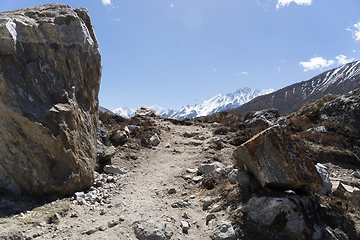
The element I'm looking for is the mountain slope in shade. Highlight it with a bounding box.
[112,87,273,119]
[233,61,360,116]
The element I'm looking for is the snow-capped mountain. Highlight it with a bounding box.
[113,107,136,118]
[167,87,273,119]
[234,61,360,115]
[112,87,273,119]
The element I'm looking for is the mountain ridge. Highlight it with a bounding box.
[113,87,273,119]
[233,61,360,116]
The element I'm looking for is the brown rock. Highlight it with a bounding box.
[0,4,101,196]
[233,126,323,194]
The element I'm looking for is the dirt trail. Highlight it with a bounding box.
[0,117,236,240]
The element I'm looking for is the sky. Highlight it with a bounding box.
[1,0,360,111]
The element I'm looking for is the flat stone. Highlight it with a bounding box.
[103,165,127,175]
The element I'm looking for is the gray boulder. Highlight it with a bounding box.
[0,4,101,196]
[233,126,323,195]
[238,195,332,240]
[198,162,224,174]
[96,140,116,163]
[211,221,236,240]
[103,165,126,175]
[132,219,173,240]
[110,130,128,145]
[150,134,160,146]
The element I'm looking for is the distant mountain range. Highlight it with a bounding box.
[233,61,360,116]
[112,87,273,119]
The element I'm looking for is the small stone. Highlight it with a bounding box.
[189,195,195,199]
[353,172,360,178]
[186,168,198,174]
[103,165,127,175]
[211,221,236,240]
[168,188,177,194]
[182,212,191,219]
[150,134,161,146]
[165,143,171,148]
[203,197,216,210]
[70,212,78,218]
[210,204,221,213]
[74,192,85,201]
[108,220,119,228]
[182,175,192,180]
[99,208,106,215]
[206,214,217,225]
[192,176,203,183]
[107,176,115,183]
[119,216,125,222]
[180,221,190,233]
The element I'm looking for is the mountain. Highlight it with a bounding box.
[112,87,273,119]
[167,87,273,119]
[113,107,136,118]
[233,61,360,116]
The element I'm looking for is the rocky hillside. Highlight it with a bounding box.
[1,89,360,239]
[233,61,360,115]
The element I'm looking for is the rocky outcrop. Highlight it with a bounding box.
[0,4,101,196]
[238,195,333,240]
[233,126,323,194]
[243,108,280,126]
[320,88,360,137]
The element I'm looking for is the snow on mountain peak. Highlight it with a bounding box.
[113,87,273,119]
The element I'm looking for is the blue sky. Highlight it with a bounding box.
[1,0,360,111]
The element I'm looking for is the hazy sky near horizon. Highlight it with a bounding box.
[1,0,360,111]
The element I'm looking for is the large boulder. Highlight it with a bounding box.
[233,126,323,194]
[0,4,101,196]
[238,195,333,240]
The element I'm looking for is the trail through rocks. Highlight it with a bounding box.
[0,118,236,240]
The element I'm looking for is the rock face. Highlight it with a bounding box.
[0,4,101,196]
[238,195,332,240]
[233,126,323,194]
[320,88,360,137]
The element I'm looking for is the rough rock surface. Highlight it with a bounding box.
[238,195,332,240]
[243,108,280,126]
[320,88,360,136]
[233,126,323,194]
[0,4,101,196]
[132,219,173,240]
[211,221,236,240]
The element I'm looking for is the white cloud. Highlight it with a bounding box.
[276,0,312,9]
[242,72,249,75]
[170,4,174,8]
[299,57,335,72]
[211,66,218,72]
[336,55,355,65]
[102,0,111,6]
[346,22,360,41]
